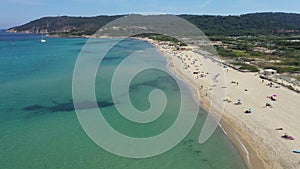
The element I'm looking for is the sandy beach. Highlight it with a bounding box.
[142,38,300,169]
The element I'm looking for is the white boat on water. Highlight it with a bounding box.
[40,34,46,43]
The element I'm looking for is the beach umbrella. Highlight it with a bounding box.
[248,108,253,112]
[273,94,278,97]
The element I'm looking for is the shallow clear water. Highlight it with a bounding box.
[0,32,247,169]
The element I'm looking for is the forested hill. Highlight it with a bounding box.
[7,12,300,36]
[7,15,124,36]
[180,13,300,36]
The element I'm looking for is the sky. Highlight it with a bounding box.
[1,0,300,28]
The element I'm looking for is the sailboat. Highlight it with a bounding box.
[40,34,46,43]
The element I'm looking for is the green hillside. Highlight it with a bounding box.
[180,12,300,36]
[8,13,300,36]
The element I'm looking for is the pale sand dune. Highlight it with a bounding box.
[143,38,300,169]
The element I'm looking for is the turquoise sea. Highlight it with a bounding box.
[0,31,247,169]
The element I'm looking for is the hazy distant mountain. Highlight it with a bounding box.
[7,12,300,36]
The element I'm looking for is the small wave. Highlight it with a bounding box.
[235,136,252,167]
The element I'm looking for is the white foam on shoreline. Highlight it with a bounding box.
[236,135,252,168]
[141,37,300,169]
